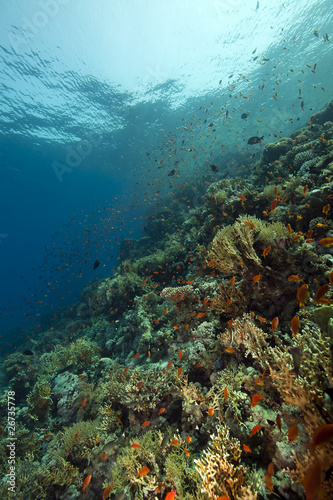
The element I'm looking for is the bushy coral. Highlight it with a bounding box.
[195,424,257,499]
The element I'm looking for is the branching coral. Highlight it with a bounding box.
[219,313,268,363]
[194,424,257,499]
[161,285,194,303]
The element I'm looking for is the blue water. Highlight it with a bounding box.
[0,0,332,347]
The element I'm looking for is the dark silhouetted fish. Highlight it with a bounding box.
[241,113,249,119]
[247,136,264,144]
[23,349,34,356]
[93,259,100,270]
[210,165,219,172]
[168,169,176,176]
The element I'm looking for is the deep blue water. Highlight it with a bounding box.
[0,0,332,349]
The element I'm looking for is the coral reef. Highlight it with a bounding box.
[1,101,333,500]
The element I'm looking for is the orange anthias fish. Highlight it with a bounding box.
[303,463,325,500]
[243,444,251,453]
[276,414,282,432]
[158,407,166,415]
[262,246,271,258]
[307,423,333,454]
[102,483,114,499]
[250,425,262,437]
[314,284,330,303]
[137,466,150,477]
[208,408,215,416]
[82,474,92,493]
[224,387,228,402]
[296,284,309,307]
[317,237,333,247]
[142,421,150,427]
[131,443,141,449]
[291,315,300,336]
[81,398,87,409]
[237,194,246,201]
[288,424,299,443]
[225,347,236,353]
[288,274,303,282]
[271,317,279,332]
[179,349,183,360]
[253,274,261,284]
[164,491,176,500]
[251,394,263,407]
[216,497,231,500]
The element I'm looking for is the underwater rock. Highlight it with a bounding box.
[313,304,333,341]
[261,137,294,164]
[312,99,333,125]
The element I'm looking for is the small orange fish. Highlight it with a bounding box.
[265,473,274,492]
[262,246,271,258]
[288,423,299,443]
[255,377,264,386]
[303,463,325,500]
[208,408,215,416]
[81,398,87,409]
[171,439,179,445]
[317,237,333,247]
[296,284,309,307]
[164,491,176,500]
[142,421,150,427]
[307,423,333,453]
[101,452,107,460]
[226,319,233,327]
[314,284,330,303]
[179,350,183,360]
[291,315,300,336]
[230,275,236,286]
[116,417,123,428]
[124,366,129,374]
[158,407,166,415]
[288,274,303,282]
[276,413,282,432]
[102,483,114,499]
[322,203,330,214]
[250,425,262,437]
[82,474,92,493]
[286,223,294,234]
[131,443,141,449]
[224,387,228,403]
[137,382,144,390]
[271,317,279,332]
[166,361,173,370]
[237,194,246,201]
[177,366,183,377]
[184,448,190,457]
[186,435,191,443]
[216,497,231,500]
[225,347,236,353]
[196,312,206,318]
[133,353,141,359]
[164,308,168,315]
[251,394,263,407]
[244,221,255,229]
[243,444,251,453]
[270,198,278,212]
[253,274,261,284]
[303,185,308,195]
[137,466,150,477]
